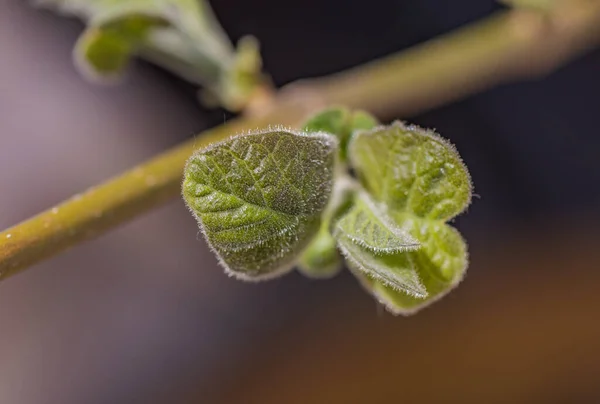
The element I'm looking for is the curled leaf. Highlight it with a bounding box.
[340,238,427,299]
[336,193,419,254]
[335,193,425,297]
[182,129,338,280]
[351,258,456,315]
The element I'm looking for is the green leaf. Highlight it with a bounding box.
[340,238,427,299]
[302,108,349,139]
[347,122,472,314]
[349,121,472,221]
[399,214,469,280]
[335,193,426,297]
[302,107,378,161]
[182,129,338,280]
[336,193,419,254]
[350,253,461,315]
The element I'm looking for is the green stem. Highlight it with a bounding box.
[2,4,600,281]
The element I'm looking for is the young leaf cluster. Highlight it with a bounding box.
[182,107,472,315]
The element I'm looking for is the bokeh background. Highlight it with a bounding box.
[1,0,600,403]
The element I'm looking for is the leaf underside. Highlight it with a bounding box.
[182,129,337,280]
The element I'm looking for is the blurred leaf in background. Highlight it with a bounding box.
[36,0,265,110]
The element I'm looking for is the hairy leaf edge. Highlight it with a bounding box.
[348,120,474,219]
[337,192,421,254]
[337,236,428,298]
[182,127,338,282]
[351,246,469,316]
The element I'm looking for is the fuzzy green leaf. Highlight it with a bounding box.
[394,214,468,281]
[336,193,419,254]
[335,194,425,297]
[348,122,471,314]
[339,237,427,299]
[182,129,338,280]
[350,121,471,221]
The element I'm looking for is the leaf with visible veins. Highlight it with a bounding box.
[182,129,338,280]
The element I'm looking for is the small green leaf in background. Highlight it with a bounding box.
[74,14,169,81]
[347,122,472,314]
[182,129,338,280]
[302,107,378,162]
[297,228,342,279]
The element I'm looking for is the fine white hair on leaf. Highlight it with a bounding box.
[348,120,473,221]
[337,235,427,299]
[335,191,421,255]
[372,261,467,316]
[348,237,470,315]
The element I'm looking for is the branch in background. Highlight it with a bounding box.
[501,0,559,12]
[1,1,600,282]
[275,1,600,119]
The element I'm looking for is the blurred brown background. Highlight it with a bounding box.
[1,0,600,403]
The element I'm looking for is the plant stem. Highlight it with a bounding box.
[2,3,600,281]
